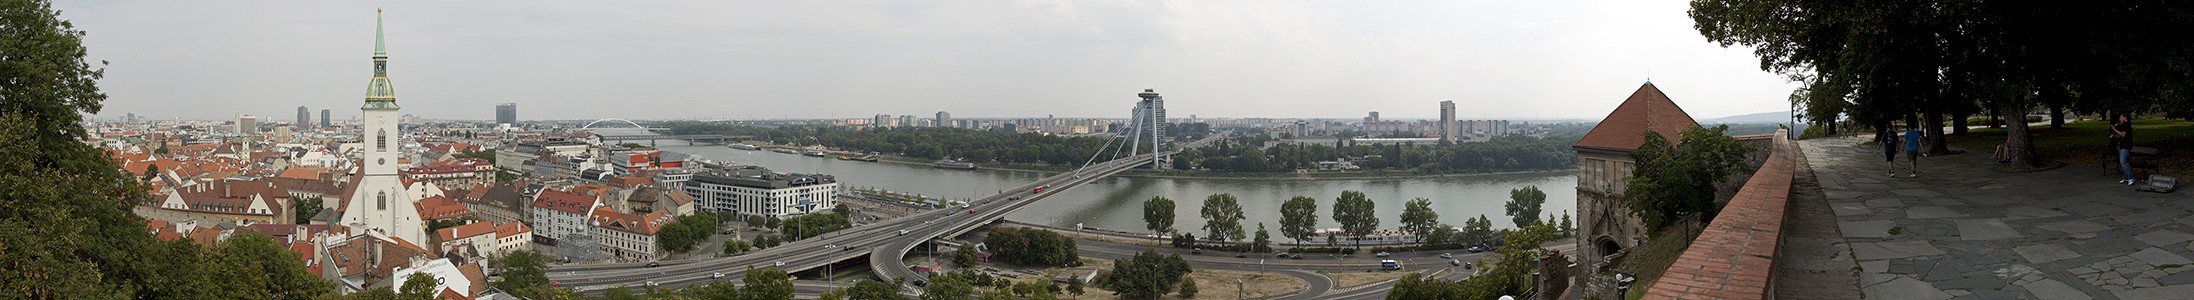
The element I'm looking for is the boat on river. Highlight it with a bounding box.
[934,160,977,170]
[803,151,828,157]
[771,148,798,154]
[727,144,761,151]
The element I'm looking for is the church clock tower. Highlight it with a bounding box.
[342,9,426,244]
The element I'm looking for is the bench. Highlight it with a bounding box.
[2104,146,2164,178]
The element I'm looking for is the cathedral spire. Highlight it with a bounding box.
[374,8,386,58]
[364,9,398,108]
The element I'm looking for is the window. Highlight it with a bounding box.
[378,191,387,210]
[377,129,388,152]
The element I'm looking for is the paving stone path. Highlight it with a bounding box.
[1803,135,2194,299]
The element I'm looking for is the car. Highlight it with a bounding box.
[1464,262,1474,270]
[645,280,657,287]
[824,244,837,249]
[1376,252,1390,258]
[774,261,785,267]
[1290,254,1304,259]
[1192,248,1202,255]
[967,209,978,214]
[898,230,910,236]
[712,272,726,279]
[1467,246,1486,253]
[913,279,929,287]
[1450,260,1462,266]
[551,280,561,287]
[1236,253,1247,258]
[1275,253,1290,258]
[1440,253,1453,259]
[646,262,660,268]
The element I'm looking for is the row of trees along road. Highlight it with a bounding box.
[1691,0,2194,168]
[1143,189,1577,252]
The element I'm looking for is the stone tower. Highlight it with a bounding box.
[341,10,427,245]
[1570,82,1700,298]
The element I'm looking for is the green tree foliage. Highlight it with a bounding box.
[923,271,979,300]
[1278,196,1319,247]
[1177,278,1199,298]
[210,232,335,299]
[490,250,562,299]
[721,239,753,256]
[0,3,338,298]
[453,149,496,164]
[1251,223,1273,253]
[954,243,980,267]
[657,213,719,253]
[1397,197,1440,238]
[1389,221,1561,299]
[986,227,1079,267]
[142,163,158,180]
[1504,185,1546,228]
[1099,250,1193,300]
[752,235,782,250]
[1141,196,1175,235]
[1066,278,1086,299]
[1626,126,1754,230]
[742,266,796,300]
[293,195,323,224]
[426,215,481,232]
[1421,224,1461,249]
[1462,215,1494,246]
[1330,191,1380,250]
[1197,193,1246,242]
[1559,210,1575,238]
[846,279,907,300]
[782,212,850,240]
[399,272,441,300]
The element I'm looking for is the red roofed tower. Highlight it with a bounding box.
[1571,82,1700,299]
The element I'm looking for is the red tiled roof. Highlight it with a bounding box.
[588,208,669,235]
[531,189,598,215]
[415,196,472,221]
[436,222,497,242]
[494,222,532,239]
[1574,82,1702,151]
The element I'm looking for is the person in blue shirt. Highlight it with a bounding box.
[1903,124,1924,178]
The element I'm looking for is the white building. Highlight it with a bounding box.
[529,189,601,244]
[682,166,839,218]
[588,208,670,262]
[434,222,499,256]
[340,11,427,245]
[492,222,532,257]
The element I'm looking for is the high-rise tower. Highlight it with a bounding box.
[297,106,312,130]
[496,103,517,125]
[1128,89,1169,169]
[1439,100,1457,141]
[341,9,426,244]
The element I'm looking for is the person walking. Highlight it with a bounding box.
[1903,123,1924,178]
[1877,123,1902,177]
[2113,113,2136,185]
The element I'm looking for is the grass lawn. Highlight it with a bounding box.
[1318,270,1415,289]
[1943,119,2194,177]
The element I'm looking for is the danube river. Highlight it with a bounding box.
[664,145,1579,233]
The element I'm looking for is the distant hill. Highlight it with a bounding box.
[1700,111,1796,124]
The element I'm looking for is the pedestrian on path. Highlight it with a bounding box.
[1878,123,1902,177]
[2113,113,2136,185]
[1903,123,1924,178]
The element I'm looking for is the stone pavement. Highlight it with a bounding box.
[1804,135,2194,299]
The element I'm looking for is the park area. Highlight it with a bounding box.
[1944,118,2194,178]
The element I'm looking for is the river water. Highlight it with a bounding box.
[662,145,1578,233]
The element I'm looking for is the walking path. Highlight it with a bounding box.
[1804,135,2194,299]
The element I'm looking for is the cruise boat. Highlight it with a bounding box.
[727,144,760,151]
[933,160,977,170]
[803,150,827,157]
[771,148,799,154]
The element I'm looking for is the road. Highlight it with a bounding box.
[548,134,1227,294]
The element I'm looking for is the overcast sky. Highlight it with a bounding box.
[65,1,1797,122]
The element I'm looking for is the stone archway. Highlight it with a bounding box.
[1595,235,1624,263]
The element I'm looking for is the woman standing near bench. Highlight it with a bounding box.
[2114,113,2136,185]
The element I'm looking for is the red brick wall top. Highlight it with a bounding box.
[1645,129,1796,300]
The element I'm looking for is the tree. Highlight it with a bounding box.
[721,239,753,256]
[1626,126,1755,230]
[490,250,556,299]
[954,244,980,266]
[1177,278,1199,298]
[1278,196,1319,248]
[1142,196,1176,236]
[1462,215,1494,246]
[923,271,978,300]
[142,164,158,180]
[1398,197,1440,238]
[847,279,908,300]
[1198,193,1246,243]
[743,267,795,300]
[399,272,440,300]
[1101,250,1193,300]
[1331,191,1381,250]
[1066,278,1086,299]
[1421,224,1460,249]
[1559,211,1575,238]
[1504,186,1545,228]
[987,227,1078,267]
[293,196,323,225]
[1252,223,1273,253]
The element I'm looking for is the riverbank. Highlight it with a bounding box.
[746,143,1580,180]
